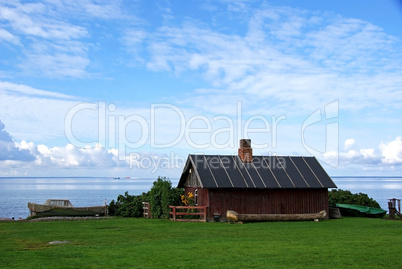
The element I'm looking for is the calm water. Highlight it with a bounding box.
[0,177,169,219]
[0,176,401,219]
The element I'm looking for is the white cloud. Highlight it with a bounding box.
[123,28,147,43]
[0,116,128,170]
[306,18,396,71]
[0,81,210,153]
[0,81,83,142]
[361,148,376,159]
[0,1,89,77]
[0,120,35,161]
[344,139,355,150]
[0,2,401,177]
[0,28,20,45]
[0,1,87,39]
[34,143,122,168]
[82,1,127,19]
[128,4,402,115]
[380,136,402,165]
[2,137,185,177]
[339,149,380,165]
[0,81,76,99]
[0,0,132,78]
[21,49,90,78]
[325,137,402,168]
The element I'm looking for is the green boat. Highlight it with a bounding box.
[336,204,387,218]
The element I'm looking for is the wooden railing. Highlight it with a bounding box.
[169,206,208,222]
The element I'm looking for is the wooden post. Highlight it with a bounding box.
[389,198,396,209]
[172,206,176,221]
[388,201,395,219]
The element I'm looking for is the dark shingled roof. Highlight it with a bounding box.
[178,155,337,189]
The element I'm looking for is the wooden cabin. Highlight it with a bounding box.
[177,139,337,221]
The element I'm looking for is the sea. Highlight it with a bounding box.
[0,177,159,219]
[0,176,401,219]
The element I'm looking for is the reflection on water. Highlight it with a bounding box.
[383,184,402,189]
[2,184,153,190]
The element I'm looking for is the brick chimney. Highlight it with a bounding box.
[238,139,253,163]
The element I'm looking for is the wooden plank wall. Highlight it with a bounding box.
[207,189,328,219]
[184,187,209,208]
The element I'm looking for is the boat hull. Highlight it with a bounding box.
[226,210,327,222]
[28,202,107,217]
[336,204,387,218]
[329,206,342,219]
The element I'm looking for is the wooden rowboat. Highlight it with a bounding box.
[28,199,107,218]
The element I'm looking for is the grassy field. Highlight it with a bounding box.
[0,217,401,268]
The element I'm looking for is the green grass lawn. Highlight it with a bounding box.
[0,217,401,268]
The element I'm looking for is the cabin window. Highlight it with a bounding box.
[50,200,64,206]
[194,189,198,206]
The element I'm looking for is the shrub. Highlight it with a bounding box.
[108,199,117,216]
[148,176,183,219]
[108,191,146,218]
[108,177,183,218]
[328,189,381,208]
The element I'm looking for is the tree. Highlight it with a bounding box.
[108,191,146,218]
[148,176,183,219]
[328,189,381,208]
[108,176,183,218]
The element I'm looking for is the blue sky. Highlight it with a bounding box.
[0,0,402,178]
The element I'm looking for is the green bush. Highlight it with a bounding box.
[108,176,183,218]
[108,191,146,218]
[148,176,183,219]
[108,199,117,216]
[328,189,381,208]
